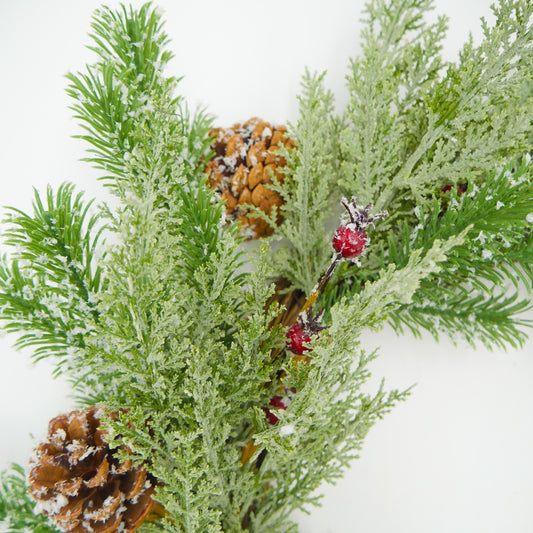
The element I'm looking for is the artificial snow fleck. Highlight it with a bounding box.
[526,213,533,223]
[467,184,480,198]
[495,201,505,210]
[474,231,487,244]
[449,198,459,209]
[53,428,67,441]
[279,424,295,437]
[481,249,493,260]
[525,153,532,164]
[35,493,69,516]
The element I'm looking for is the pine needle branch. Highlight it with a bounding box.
[0,183,105,370]
[329,158,533,348]
[0,464,58,532]
[65,2,211,189]
[391,289,532,350]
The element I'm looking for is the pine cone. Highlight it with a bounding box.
[28,407,160,533]
[205,117,296,238]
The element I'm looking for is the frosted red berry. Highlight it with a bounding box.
[332,224,369,259]
[264,396,287,425]
[287,323,312,355]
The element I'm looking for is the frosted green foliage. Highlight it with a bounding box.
[0,464,58,533]
[385,159,533,348]
[264,70,340,295]
[244,236,460,528]
[2,2,532,532]
[70,19,463,525]
[341,0,533,221]
[331,0,533,349]
[95,187,286,530]
[66,3,212,189]
[73,62,286,528]
[340,0,448,208]
[329,159,533,349]
[0,184,105,372]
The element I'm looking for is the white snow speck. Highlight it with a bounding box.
[526,213,533,223]
[35,493,69,516]
[474,231,487,244]
[481,249,493,260]
[280,424,295,437]
[495,201,504,210]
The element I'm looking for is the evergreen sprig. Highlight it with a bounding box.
[386,160,533,348]
[0,464,58,533]
[341,0,533,224]
[339,0,448,207]
[0,183,104,371]
[265,69,340,295]
[66,2,211,189]
[327,159,533,348]
[1,1,532,532]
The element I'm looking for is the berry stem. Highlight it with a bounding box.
[299,252,342,316]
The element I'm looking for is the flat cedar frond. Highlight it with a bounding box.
[376,159,533,346]
[340,0,448,207]
[267,69,339,295]
[341,0,533,235]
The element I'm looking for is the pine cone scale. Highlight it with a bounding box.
[85,457,109,488]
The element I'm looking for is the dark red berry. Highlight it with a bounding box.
[332,224,369,259]
[287,323,312,355]
[441,183,467,194]
[264,396,287,426]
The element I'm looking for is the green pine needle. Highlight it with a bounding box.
[0,464,58,533]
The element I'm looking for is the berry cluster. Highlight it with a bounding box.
[261,198,386,429]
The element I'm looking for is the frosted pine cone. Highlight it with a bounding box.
[28,407,160,533]
[205,117,295,238]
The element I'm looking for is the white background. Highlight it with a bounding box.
[0,1,532,532]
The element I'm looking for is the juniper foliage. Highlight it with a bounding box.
[262,69,340,295]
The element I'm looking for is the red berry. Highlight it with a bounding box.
[287,323,312,355]
[264,396,287,426]
[269,396,286,409]
[441,183,467,194]
[332,224,369,259]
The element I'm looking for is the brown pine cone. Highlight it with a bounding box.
[28,407,161,533]
[205,117,296,238]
